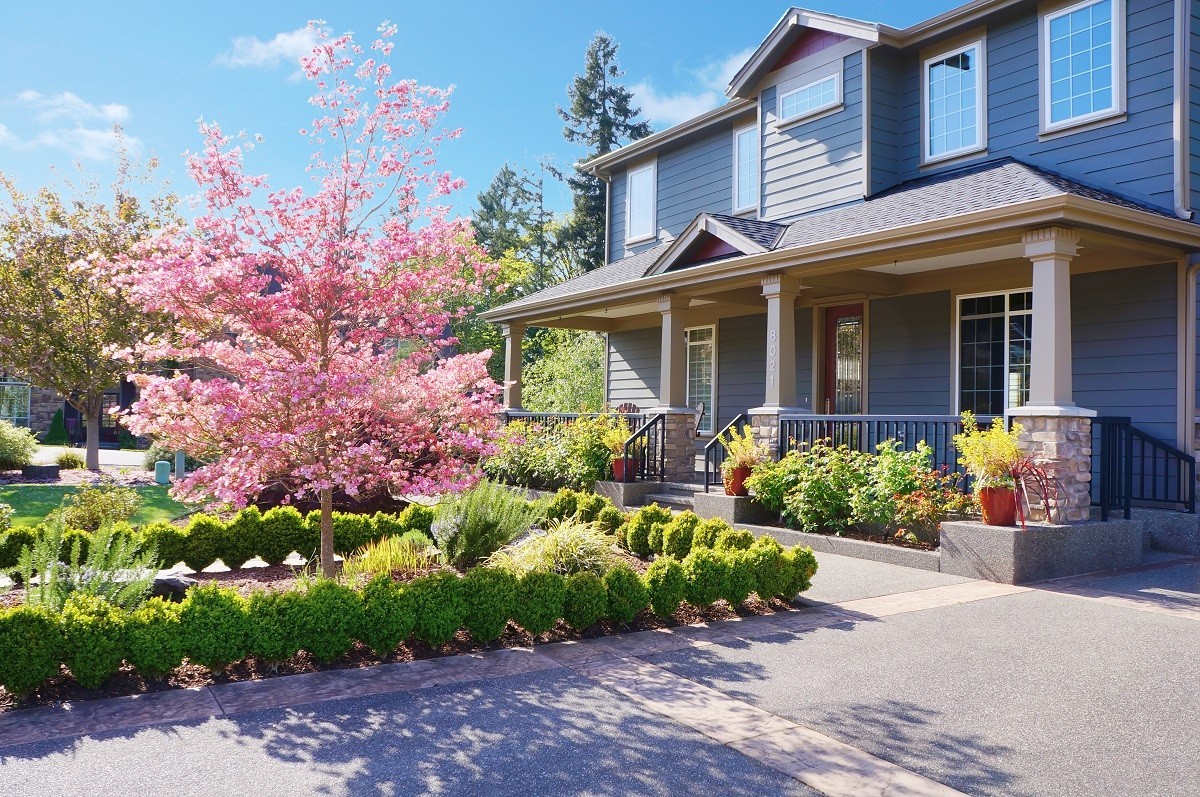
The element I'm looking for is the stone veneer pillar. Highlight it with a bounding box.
[1009,227,1094,523]
[654,409,699,482]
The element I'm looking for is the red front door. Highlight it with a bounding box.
[822,303,864,414]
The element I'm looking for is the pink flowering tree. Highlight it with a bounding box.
[114,22,501,576]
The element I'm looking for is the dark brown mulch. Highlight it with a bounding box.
[0,595,796,714]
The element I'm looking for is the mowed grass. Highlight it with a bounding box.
[0,485,194,528]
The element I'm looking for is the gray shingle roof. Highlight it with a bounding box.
[487,158,1182,318]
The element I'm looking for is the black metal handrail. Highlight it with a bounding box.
[777,414,987,475]
[704,414,746,493]
[1091,417,1195,518]
[502,410,645,430]
[622,413,666,483]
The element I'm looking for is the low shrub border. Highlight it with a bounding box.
[0,540,817,700]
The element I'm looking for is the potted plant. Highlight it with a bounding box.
[718,424,770,496]
[602,419,639,482]
[952,411,1023,526]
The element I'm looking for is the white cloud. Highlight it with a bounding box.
[632,48,756,128]
[0,91,139,161]
[215,27,320,69]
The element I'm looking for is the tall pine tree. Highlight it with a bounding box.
[558,32,652,272]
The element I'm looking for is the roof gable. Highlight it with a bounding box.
[646,214,786,276]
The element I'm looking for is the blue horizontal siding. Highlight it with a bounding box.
[606,327,660,410]
[868,292,952,414]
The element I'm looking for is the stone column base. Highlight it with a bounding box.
[648,408,698,483]
[1009,406,1095,523]
[746,407,808,461]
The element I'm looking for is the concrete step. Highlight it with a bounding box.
[643,492,695,511]
[657,481,706,496]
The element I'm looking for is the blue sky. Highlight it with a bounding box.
[0,1,959,217]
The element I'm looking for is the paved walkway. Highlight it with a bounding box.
[32,445,145,468]
[3,552,1200,796]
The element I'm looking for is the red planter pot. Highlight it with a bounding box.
[724,465,752,497]
[611,456,635,483]
[978,486,1017,527]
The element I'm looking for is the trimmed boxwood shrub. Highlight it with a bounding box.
[371,511,407,541]
[603,564,649,625]
[714,529,755,552]
[682,549,729,610]
[745,537,788,600]
[410,571,465,646]
[297,581,362,661]
[644,558,686,617]
[125,598,185,677]
[514,571,567,636]
[461,567,518,643]
[358,574,416,656]
[723,551,757,607]
[246,590,306,663]
[140,521,188,569]
[59,528,91,564]
[779,547,819,599]
[398,503,435,535]
[223,507,263,569]
[563,571,607,630]
[0,605,63,695]
[180,584,250,669]
[691,517,731,550]
[624,504,671,557]
[544,489,579,524]
[260,506,307,565]
[60,594,126,689]
[595,505,626,535]
[661,512,701,559]
[182,515,225,571]
[0,527,38,570]
[331,513,376,556]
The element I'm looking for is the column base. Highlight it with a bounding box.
[1010,407,1095,523]
[646,408,697,483]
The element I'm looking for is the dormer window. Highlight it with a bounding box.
[1041,0,1124,133]
[778,74,840,124]
[922,38,987,164]
[626,161,656,244]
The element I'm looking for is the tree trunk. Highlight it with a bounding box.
[319,487,336,579]
[85,400,102,471]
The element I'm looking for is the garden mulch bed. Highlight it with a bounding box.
[0,595,795,714]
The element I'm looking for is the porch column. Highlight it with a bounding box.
[1009,227,1095,523]
[501,322,524,409]
[652,293,697,482]
[749,274,806,456]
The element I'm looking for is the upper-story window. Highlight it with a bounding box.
[732,124,758,215]
[778,74,840,124]
[626,161,656,243]
[923,39,986,163]
[1042,0,1123,133]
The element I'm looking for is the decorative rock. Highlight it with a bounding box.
[151,574,198,602]
[19,464,61,480]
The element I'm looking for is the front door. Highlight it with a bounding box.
[822,303,864,414]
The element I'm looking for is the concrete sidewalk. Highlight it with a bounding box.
[2,551,1199,796]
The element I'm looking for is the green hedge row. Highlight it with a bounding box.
[0,503,437,572]
[0,539,818,696]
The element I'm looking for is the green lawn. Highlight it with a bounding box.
[0,485,194,528]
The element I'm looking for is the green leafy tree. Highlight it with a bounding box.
[0,151,177,469]
[522,329,605,413]
[558,32,652,272]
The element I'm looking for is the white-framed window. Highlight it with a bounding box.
[922,39,986,163]
[686,325,715,435]
[778,74,841,124]
[956,290,1032,416]
[732,124,758,215]
[0,378,31,428]
[1042,0,1123,132]
[625,161,656,244]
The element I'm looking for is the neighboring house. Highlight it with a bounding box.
[0,373,137,447]
[484,0,1200,523]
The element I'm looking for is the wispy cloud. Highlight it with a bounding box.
[215,26,319,70]
[0,91,138,161]
[632,48,755,128]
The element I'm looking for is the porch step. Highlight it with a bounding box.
[642,492,695,511]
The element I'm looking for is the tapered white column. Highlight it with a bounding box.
[761,274,802,409]
[657,293,689,409]
[501,322,524,409]
[1023,227,1078,408]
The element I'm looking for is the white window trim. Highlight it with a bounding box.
[685,324,717,435]
[0,378,32,427]
[624,160,657,246]
[777,73,842,128]
[731,124,759,216]
[1039,0,1126,135]
[952,289,1033,416]
[920,38,988,166]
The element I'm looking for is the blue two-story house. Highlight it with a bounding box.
[483,0,1200,525]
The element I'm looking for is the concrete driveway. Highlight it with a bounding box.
[3,552,1200,796]
[33,446,145,468]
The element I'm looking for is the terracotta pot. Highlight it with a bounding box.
[724,465,752,497]
[611,456,635,483]
[978,486,1017,526]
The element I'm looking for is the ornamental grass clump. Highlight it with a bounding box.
[342,531,439,580]
[487,518,614,577]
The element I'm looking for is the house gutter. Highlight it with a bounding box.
[1174,0,1193,221]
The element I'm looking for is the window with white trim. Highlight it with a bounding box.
[923,40,985,162]
[626,162,656,243]
[957,291,1032,416]
[778,74,840,123]
[0,379,31,428]
[686,326,715,435]
[732,124,758,214]
[1042,0,1121,131]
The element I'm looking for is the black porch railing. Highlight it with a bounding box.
[778,414,982,475]
[703,414,746,493]
[1091,416,1196,519]
[501,410,646,430]
[622,414,666,483]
